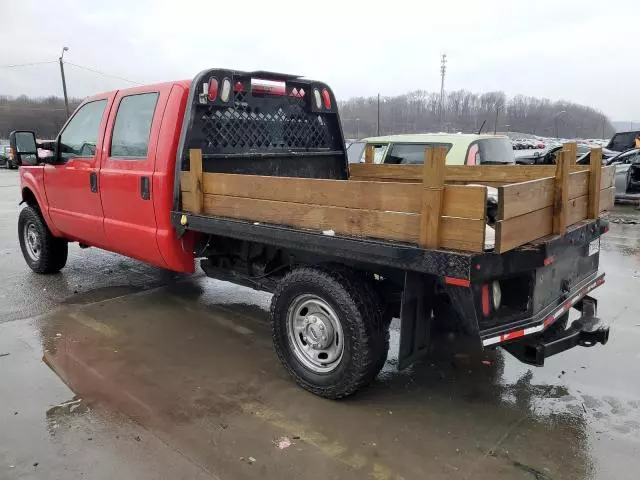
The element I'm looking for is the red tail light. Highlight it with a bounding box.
[321,88,331,109]
[481,284,490,317]
[207,77,219,101]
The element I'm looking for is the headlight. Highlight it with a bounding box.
[492,280,502,309]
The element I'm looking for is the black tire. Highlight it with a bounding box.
[18,206,68,274]
[271,266,386,399]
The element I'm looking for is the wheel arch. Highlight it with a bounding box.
[20,184,62,237]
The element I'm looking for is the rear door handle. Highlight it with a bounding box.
[140,176,150,200]
[89,172,98,192]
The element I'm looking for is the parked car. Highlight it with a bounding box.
[604,148,640,202]
[1,145,18,168]
[606,130,640,153]
[352,133,515,165]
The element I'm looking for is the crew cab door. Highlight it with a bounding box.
[44,96,113,247]
[99,88,167,267]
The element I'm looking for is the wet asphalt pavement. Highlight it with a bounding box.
[1,169,639,479]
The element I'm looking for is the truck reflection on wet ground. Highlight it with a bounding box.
[34,278,598,479]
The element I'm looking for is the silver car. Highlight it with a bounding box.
[608,149,640,202]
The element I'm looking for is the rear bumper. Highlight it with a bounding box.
[480,271,605,347]
[502,296,609,366]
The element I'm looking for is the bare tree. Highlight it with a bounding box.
[340,90,615,139]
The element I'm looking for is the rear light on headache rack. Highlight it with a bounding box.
[207,78,218,102]
[220,78,231,102]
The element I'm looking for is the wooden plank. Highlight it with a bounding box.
[188,149,203,214]
[588,148,602,218]
[600,165,615,189]
[564,142,578,165]
[600,186,614,212]
[567,195,588,226]
[200,194,486,252]
[183,172,486,219]
[349,163,589,183]
[364,144,374,164]
[496,207,553,253]
[419,148,446,248]
[498,177,554,220]
[568,170,589,199]
[442,185,487,219]
[552,151,569,234]
[439,216,485,252]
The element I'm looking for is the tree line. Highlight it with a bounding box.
[0,90,615,141]
[339,90,615,140]
[0,96,82,139]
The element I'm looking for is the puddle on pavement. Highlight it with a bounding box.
[20,285,623,479]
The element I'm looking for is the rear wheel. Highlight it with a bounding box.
[271,266,387,399]
[18,206,68,274]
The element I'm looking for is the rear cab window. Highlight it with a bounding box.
[383,143,452,164]
[467,138,515,165]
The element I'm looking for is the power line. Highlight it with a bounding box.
[64,61,142,85]
[0,61,57,69]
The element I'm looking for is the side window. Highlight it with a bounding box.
[385,143,452,164]
[110,93,159,159]
[59,100,107,162]
[360,144,388,163]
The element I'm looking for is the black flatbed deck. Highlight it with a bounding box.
[171,211,608,282]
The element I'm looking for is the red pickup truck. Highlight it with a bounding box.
[10,68,610,399]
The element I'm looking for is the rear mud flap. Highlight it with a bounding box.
[397,272,434,370]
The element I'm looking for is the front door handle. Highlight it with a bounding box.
[89,172,98,192]
[140,176,150,200]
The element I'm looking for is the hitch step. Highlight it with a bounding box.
[502,297,609,366]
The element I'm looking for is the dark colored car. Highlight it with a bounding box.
[606,131,640,153]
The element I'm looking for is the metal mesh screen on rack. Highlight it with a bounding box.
[201,90,332,151]
[179,69,347,180]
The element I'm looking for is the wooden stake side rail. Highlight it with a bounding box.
[350,163,595,183]
[181,147,488,252]
[181,144,614,255]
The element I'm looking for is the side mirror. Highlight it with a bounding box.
[9,130,38,166]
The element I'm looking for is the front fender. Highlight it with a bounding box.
[20,167,62,237]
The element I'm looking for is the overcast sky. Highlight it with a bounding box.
[0,0,635,120]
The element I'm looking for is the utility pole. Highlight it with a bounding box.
[493,105,502,135]
[377,93,381,136]
[439,54,447,130]
[59,47,70,117]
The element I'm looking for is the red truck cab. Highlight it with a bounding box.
[17,81,194,274]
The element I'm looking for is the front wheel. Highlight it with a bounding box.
[271,267,386,399]
[18,206,68,274]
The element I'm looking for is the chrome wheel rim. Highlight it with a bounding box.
[286,294,344,373]
[24,222,41,262]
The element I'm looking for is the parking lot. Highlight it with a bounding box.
[0,167,639,479]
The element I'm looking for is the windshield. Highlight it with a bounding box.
[607,131,639,152]
[346,141,365,163]
[474,138,515,164]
